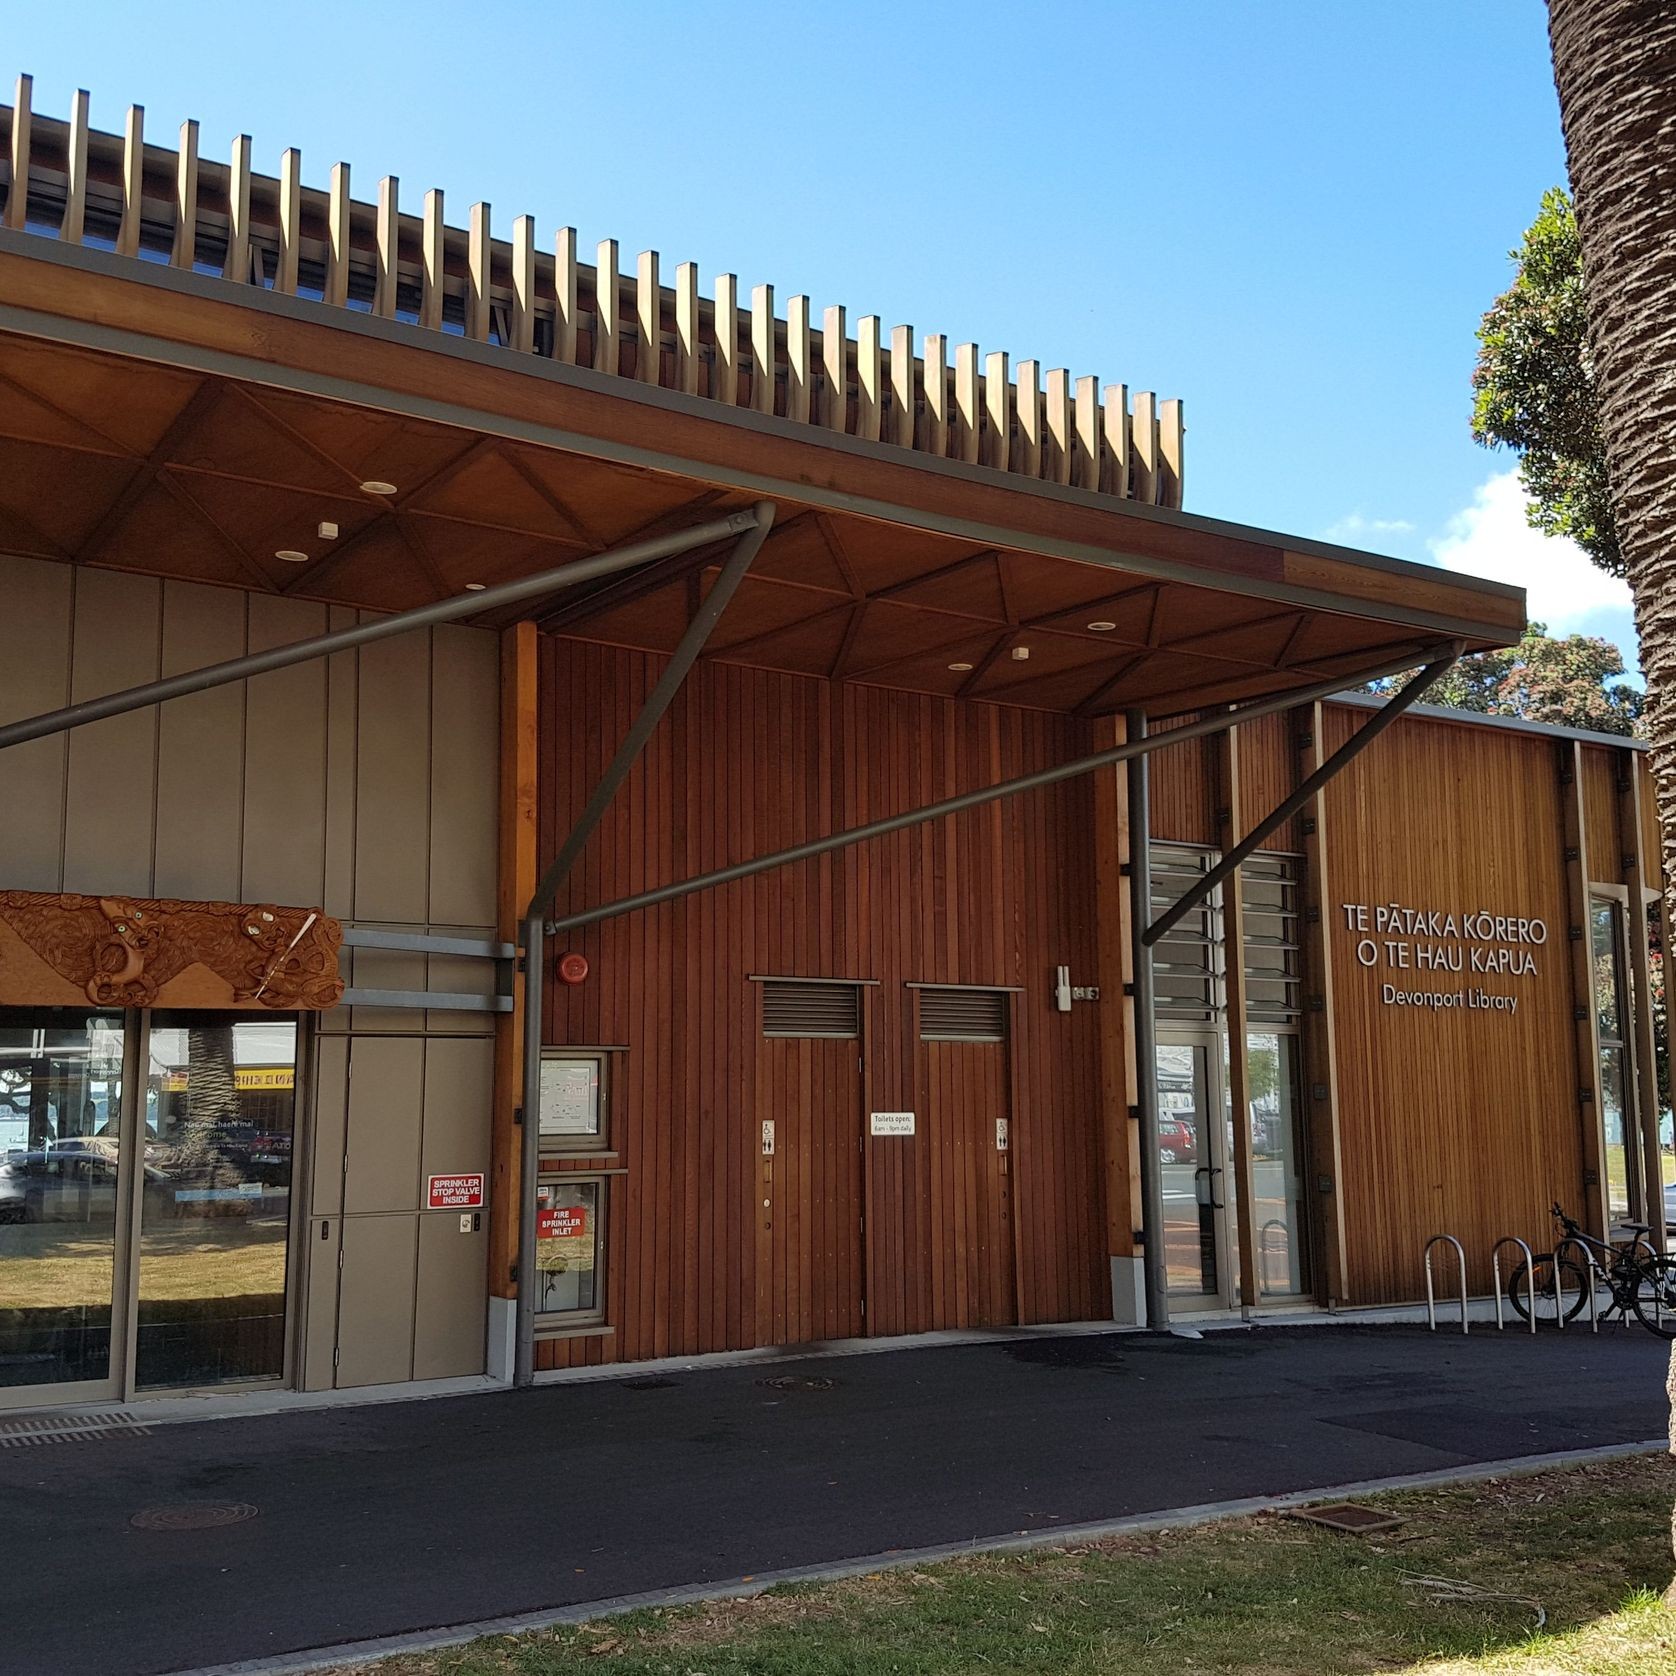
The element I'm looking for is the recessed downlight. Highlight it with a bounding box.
[1087,619,1118,631]
[948,661,974,672]
[465,582,487,592]
[359,479,399,496]
[274,548,310,564]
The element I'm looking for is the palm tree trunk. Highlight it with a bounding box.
[1546,0,1676,1595]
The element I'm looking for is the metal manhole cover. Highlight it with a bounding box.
[756,1375,839,1392]
[130,1502,259,1532]
[1286,1502,1403,1535]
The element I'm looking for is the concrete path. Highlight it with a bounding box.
[0,1324,1667,1675]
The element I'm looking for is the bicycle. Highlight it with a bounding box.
[1506,1202,1676,1338]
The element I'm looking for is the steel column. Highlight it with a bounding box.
[514,912,546,1387]
[0,509,765,753]
[545,643,1457,937]
[1126,709,1169,1332]
[1141,652,1460,951]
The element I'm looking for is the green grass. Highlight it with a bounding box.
[344,1454,1676,1676]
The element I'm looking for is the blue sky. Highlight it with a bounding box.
[6,1,1637,665]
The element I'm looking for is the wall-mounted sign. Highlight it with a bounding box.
[761,1120,775,1156]
[539,1059,599,1137]
[995,1118,1009,1151]
[870,1111,916,1137]
[427,1172,485,1210]
[1338,901,1547,1015]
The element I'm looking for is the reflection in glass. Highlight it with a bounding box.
[1156,1042,1219,1296]
[536,1179,602,1316]
[136,1015,297,1388]
[1248,1031,1306,1295]
[1602,1045,1631,1223]
[0,1011,125,1388]
[1590,900,1637,1224]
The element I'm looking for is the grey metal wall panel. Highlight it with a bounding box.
[322,606,360,922]
[299,1214,341,1392]
[154,580,247,901]
[243,595,330,909]
[428,624,499,928]
[343,1035,425,1215]
[354,627,432,924]
[334,1215,417,1388]
[62,568,161,896]
[420,1035,494,1184]
[0,554,72,890]
[414,1212,487,1380]
[310,1034,349,1218]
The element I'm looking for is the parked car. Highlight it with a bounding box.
[1665,1178,1676,1234]
[0,1151,178,1223]
[1157,1115,1197,1164]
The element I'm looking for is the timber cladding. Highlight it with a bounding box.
[534,640,1111,1370]
[1319,707,1583,1302]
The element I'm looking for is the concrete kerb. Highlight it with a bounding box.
[167,1437,1668,1676]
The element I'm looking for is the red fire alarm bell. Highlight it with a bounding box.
[556,951,590,986]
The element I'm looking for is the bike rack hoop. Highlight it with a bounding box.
[1490,1235,1536,1334]
[1551,1235,1603,1334]
[1423,1233,1469,1335]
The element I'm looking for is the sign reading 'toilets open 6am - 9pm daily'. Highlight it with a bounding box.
[870,1111,916,1137]
[1339,901,1547,1016]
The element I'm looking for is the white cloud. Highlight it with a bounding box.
[1321,512,1415,545]
[1430,468,1634,644]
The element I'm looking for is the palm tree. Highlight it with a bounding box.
[1546,0,1676,1590]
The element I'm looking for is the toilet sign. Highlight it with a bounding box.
[427,1172,485,1210]
[870,1111,915,1137]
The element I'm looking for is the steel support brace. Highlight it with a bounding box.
[1141,653,1459,951]
[513,500,776,1386]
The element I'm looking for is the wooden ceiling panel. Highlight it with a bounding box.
[408,445,592,543]
[842,606,1001,682]
[0,336,201,457]
[1005,553,1153,622]
[296,522,437,610]
[1153,583,1302,641]
[170,392,359,496]
[721,604,854,677]
[708,576,847,652]
[838,521,977,595]
[964,632,1118,700]
[562,580,694,655]
[507,450,724,547]
[102,481,267,586]
[173,472,384,562]
[0,437,138,553]
[748,515,854,594]
[254,390,476,492]
[876,550,1010,622]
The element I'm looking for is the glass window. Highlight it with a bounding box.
[1152,846,1223,1023]
[539,1053,608,1151]
[1247,1030,1307,1296]
[535,1177,604,1322]
[1590,898,1637,1224]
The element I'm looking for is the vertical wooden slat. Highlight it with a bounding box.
[635,248,661,383]
[1561,741,1609,1237]
[1619,751,1664,1248]
[982,350,1010,470]
[923,333,949,458]
[713,273,739,403]
[856,315,883,441]
[889,324,916,448]
[1103,383,1131,497]
[1045,368,1073,486]
[222,134,251,283]
[1131,390,1159,504]
[822,304,848,431]
[1074,375,1102,492]
[594,238,620,374]
[1158,397,1185,508]
[420,189,445,329]
[954,343,980,464]
[508,213,535,350]
[1218,726,1260,1312]
[3,72,31,231]
[466,201,492,341]
[552,227,579,363]
[785,295,812,423]
[170,119,199,269]
[324,162,351,308]
[675,261,700,395]
[374,177,402,320]
[61,88,90,245]
[750,282,775,415]
[1015,359,1041,477]
[115,104,144,258]
[276,148,302,295]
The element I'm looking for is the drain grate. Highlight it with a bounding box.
[0,1411,152,1447]
[131,1502,259,1532]
[756,1375,839,1392]
[1286,1502,1404,1535]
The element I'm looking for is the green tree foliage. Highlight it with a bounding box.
[1367,622,1643,737]
[1472,187,1622,575]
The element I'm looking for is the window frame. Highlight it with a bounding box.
[537,1048,611,1156]
[533,1172,608,1331]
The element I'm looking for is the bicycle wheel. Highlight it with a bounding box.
[1629,1256,1676,1339]
[1508,1256,1588,1326]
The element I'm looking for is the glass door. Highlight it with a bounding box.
[0,1009,132,1404]
[1155,1033,1236,1310]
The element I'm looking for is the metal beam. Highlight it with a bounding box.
[1141,653,1459,951]
[0,509,766,754]
[545,641,1457,937]
[514,910,545,1388]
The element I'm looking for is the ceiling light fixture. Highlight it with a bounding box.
[274,548,309,564]
[1010,645,1031,660]
[948,661,974,672]
[464,582,487,592]
[359,480,399,496]
[1087,620,1117,631]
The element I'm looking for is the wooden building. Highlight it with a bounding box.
[0,82,1665,1410]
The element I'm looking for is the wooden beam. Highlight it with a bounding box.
[169,119,199,269]
[223,134,252,284]
[923,333,949,458]
[1132,390,1159,504]
[553,227,579,363]
[822,304,847,431]
[1560,740,1610,1238]
[1619,749,1665,1249]
[889,324,916,448]
[276,148,302,295]
[3,73,31,231]
[856,315,883,441]
[1074,374,1102,492]
[675,261,700,395]
[467,201,492,342]
[750,282,775,415]
[713,272,739,403]
[324,162,351,308]
[594,238,620,374]
[61,88,90,245]
[1103,382,1130,497]
[983,350,1010,470]
[507,213,535,350]
[1046,368,1073,486]
[785,294,811,423]
[420,188,445,329]
[1158,397,1185,508]
[1015,359,1041,477]
[954,342,980,464]
[635,248,660,383]
[373,177,401,321]
[115,104,144,258]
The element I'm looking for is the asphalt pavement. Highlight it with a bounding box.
[0,1323,1667,1675]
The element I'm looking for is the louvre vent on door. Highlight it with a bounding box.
[761,980,861,1038]
[918,987,1008,1042]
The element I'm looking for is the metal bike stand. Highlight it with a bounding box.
[1627,1231,1664,1330]
[1423,1234,1469,1334]
[1490,1235,1536,1333]
[1259,1218,1289,1294]
[1552,1235,1602,1333]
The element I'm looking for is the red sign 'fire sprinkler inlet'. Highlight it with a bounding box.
[426,1173,485,1210]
